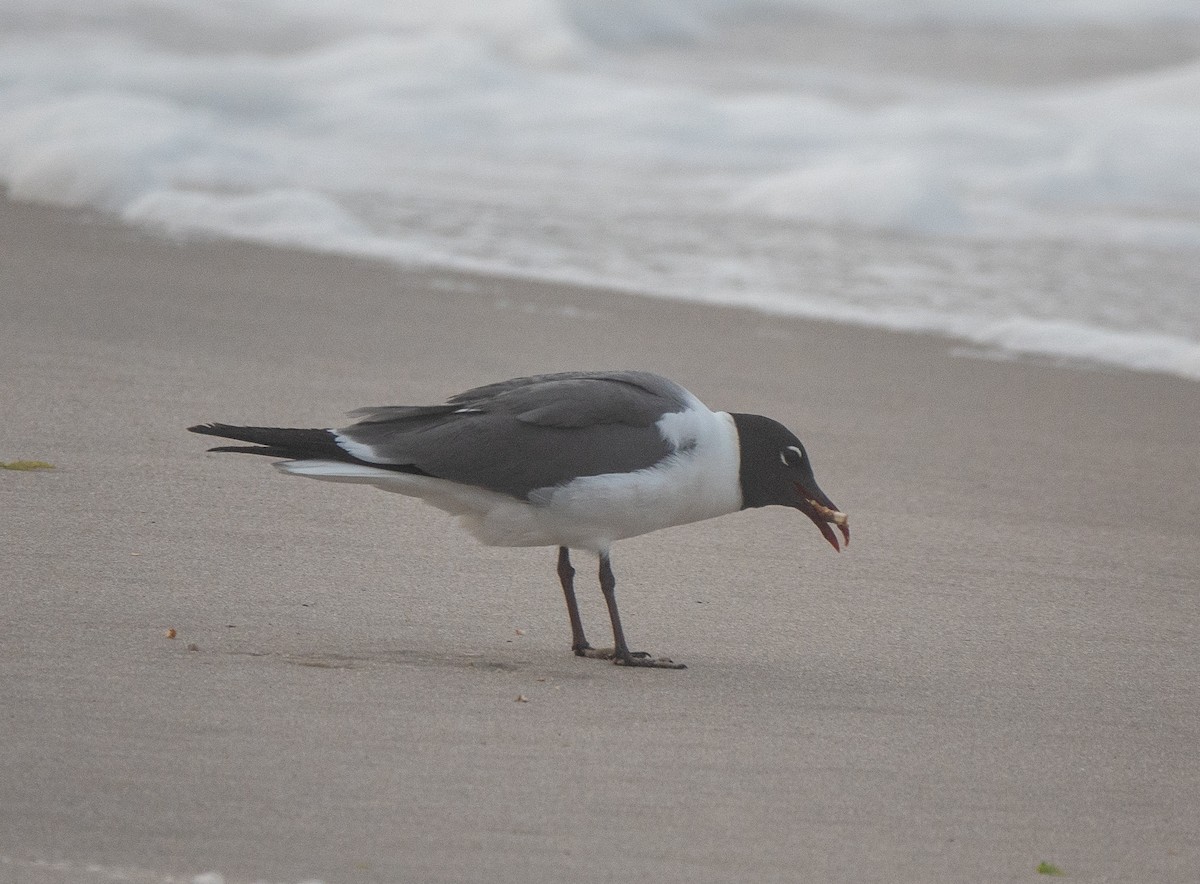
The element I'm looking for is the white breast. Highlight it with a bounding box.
[516,408,742,551]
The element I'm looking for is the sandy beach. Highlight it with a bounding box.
[1,196,1197,883]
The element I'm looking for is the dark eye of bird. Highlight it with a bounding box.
[780,445,803,467]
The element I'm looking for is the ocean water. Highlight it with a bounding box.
[3,0,1200,380]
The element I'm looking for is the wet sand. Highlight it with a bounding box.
[1,197,1197,883]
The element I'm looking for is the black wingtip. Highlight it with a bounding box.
[187,423,352,462]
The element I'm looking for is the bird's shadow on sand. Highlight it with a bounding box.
[224,646,600,677]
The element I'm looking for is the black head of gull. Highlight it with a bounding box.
[189,370,848,669]
[728,412,849,554]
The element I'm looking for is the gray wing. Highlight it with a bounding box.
[339,371,695,499]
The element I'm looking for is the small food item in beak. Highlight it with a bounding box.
[807,499,849,547]
[809,500,848,526]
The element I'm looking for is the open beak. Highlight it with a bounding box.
[794,482,850,552]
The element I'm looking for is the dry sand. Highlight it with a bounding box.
[1,197,1197,883]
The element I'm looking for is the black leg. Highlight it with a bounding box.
[557,546,593,655]
[597,552,686,669]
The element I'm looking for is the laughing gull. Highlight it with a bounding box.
[189,370,848,669]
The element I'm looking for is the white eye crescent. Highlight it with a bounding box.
[780,445,803,466]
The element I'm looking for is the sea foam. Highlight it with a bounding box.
[2,0,1199,380]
